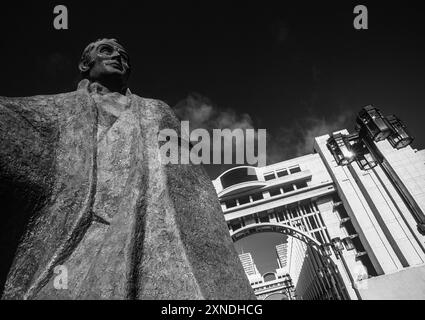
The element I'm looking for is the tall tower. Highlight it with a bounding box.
[238,253,264,285]
[275,239,293,273]
[314,105,425,300]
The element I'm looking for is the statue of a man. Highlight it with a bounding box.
[0,39,255,300]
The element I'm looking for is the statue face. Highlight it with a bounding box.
[79,39,131,90]
[89,41,130,79]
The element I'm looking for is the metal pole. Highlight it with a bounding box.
[335,249,362,300]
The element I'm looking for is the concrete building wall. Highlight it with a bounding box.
[214,128,425,299]
[314,130,425,300]
[356,264,425,300]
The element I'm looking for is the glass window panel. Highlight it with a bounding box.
[251,193,264,201]
[289,166,301,174]
[226,199,237,208]
[295,181,308,189]
[308,216,318,229]
[238,196,250,205]
[264,173,276,181]
[269,188,282,197]
[283,185,294,193]
[277,170,289,177]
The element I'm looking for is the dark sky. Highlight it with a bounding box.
[1,1,424,178]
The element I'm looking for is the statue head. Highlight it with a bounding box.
[79,38,131,93]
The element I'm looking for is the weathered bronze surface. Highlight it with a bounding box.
[0,39,255,300]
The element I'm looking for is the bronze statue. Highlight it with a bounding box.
[0,39,255,300]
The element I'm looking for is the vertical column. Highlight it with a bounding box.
[315,134,404,275]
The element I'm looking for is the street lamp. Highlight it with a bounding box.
[325,238,362,300]
[321,243,333,258]
[328,106,415,170]
[327,133,356,166]
[319,243,346,300]
[356,105,392,142]
[332,237,345,252]
[353,141,379,170]
[386,115,414,149]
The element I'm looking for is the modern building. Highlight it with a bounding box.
[238,253,264,285]
[276,242,291,272]
[212,106,425,300]
[238,251,296,300]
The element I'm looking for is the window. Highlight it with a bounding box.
[259,216,270,223]
[290,207,299,217]
[230,221,242,231]
[269,188,282,197]
[225,199,237,208]
[337,206,350,219]
[295,181,308,189]
[304,203,312,214]
[343,237,356,251]
[276,211,285,221]
[238,196,250,205]
[289,166,301,174]
[308,215,318,229]
[344,220,357,236]
[251,192,264,201]
[282,184,294,193]
[314,231,324,244]
[277,169,288,177]
[258,212,270,223]
[264,173,276,181]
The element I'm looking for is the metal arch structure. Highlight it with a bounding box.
[230,221,350,301]
[230,222,322,250]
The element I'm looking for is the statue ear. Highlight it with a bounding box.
[78,59,91,74]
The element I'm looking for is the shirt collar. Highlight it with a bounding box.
[77,79,132,96]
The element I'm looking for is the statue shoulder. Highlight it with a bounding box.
[136,96,172,110]
[0,92,77,117]
[131,95,183,132]
[0,93,54,106]
[133,95,179,121]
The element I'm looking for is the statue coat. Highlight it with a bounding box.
[0,80,255,300]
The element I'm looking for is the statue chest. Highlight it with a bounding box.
[92,99,143,223]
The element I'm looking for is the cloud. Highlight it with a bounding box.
[174,93,254,131]
[266,109,354,164]
[173,93,355,177]
[173,93,258,178]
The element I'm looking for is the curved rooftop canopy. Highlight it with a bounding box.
[218,166,259,189]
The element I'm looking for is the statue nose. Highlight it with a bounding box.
[110,50,120,58]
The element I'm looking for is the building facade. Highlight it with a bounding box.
[238,253,264,285]
[238,251,296,300]
[212,106,425,300]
